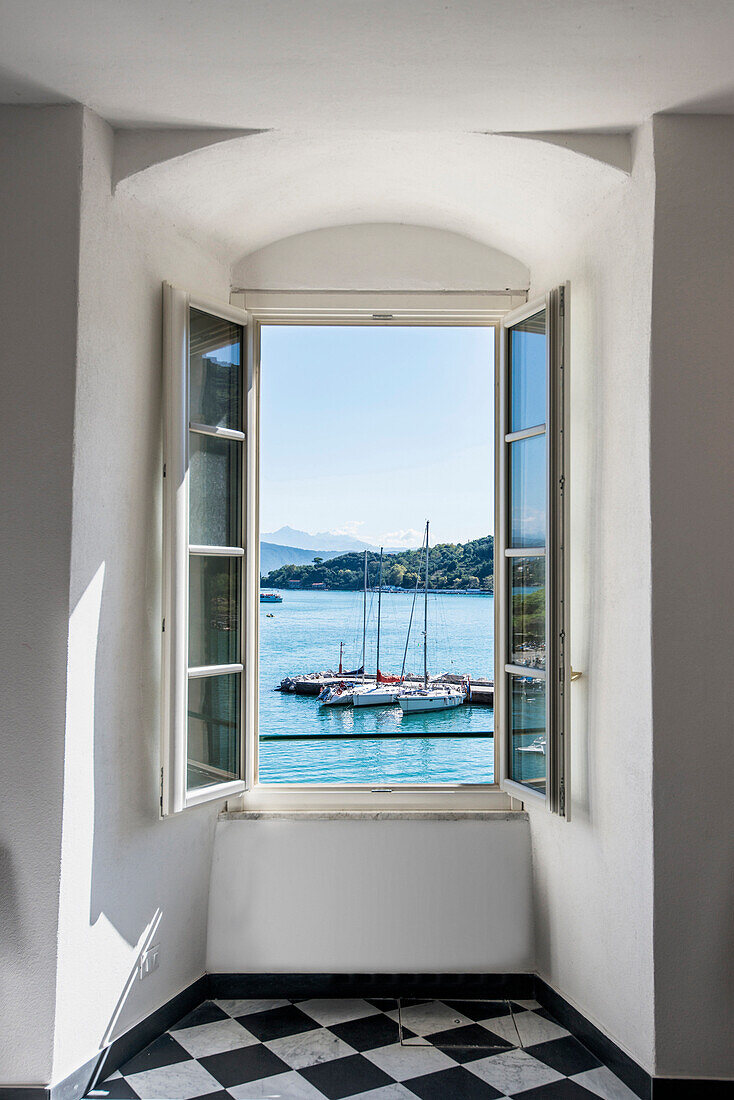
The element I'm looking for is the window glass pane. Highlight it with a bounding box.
[189,434,241,546]
[188,555,240,667]
[509,434,546,547]
[187,673,240,790]
[510,310,546,431]
[509,675,546,793]
[189,308,242,430]
[510,556,545,671]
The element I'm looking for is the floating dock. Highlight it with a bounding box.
[278,672,494,706]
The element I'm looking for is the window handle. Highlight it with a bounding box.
[570,668,582,682]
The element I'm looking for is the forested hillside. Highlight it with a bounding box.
[261,536,497,591]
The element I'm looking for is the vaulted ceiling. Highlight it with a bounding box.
[3,1,733,263]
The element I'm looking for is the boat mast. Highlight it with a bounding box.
[362,550,367,680]
[376,547,383,679]
[424,521,429,688]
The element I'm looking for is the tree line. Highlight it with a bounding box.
[262,536,501,591]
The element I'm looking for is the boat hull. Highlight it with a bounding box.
[399,691,464,714]
[353,687,400,707]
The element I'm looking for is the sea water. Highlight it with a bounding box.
[258,588,504,784]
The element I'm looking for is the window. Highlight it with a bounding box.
[160,285,250,814]
[161,288,567,815]
[496,288,569,816]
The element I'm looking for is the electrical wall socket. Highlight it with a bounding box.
[139,944,160,979]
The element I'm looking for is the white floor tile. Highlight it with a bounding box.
[265,1026,356,1069]
[124,1060,221,1099]
[571,1066,641,1100]
[467,1048,565,1093]
[171,1017,259,1057]
[388,1000,473,1037]
[363,1041,456,1081]
[228,1070,326,1099]
[345,1085,418,1099]
[295,998,379,1026]
[479,1009,568,1048]
[513,999,542,1010]
[215,998,290,1017]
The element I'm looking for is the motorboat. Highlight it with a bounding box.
[518,735,546,754]
[260,589,283,607]
[317,682,356,707]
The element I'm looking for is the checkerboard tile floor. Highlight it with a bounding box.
[88,998,640,1100]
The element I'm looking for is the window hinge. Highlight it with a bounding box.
[163,463,166,478]
[160,767,164,814]
[559,474,565,491]
[162,618,165,632]
[559,777,566,815]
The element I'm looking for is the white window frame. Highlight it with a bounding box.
[496,287,570,817]
[226,289,527,813]
[160,283,251,815]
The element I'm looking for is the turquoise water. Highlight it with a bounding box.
[258,589,498,783]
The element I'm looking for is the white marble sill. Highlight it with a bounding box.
[219,810,528,821]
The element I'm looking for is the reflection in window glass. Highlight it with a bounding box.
[189,308,242,430]
[510,557,545,670]
[189,434,242,546]
[509,675,546,792]
[509,434,546,547]
[510,311,546,431]
[188,556,241,667]
[187,674,240,789]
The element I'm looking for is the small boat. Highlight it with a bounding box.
[266,612,274,618]
[353,684,401,707]
[260,592,283,603]
[518,735,546,754]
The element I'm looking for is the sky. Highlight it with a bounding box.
[259,325,495,547]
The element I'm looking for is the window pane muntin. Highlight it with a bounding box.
[187,672,241,791]
[188,554,241,668]
[508,433,546,548]
[189,307,242,431]
[189,433,242,547]
[509,309,547,432]
[508,674,546,793]
[509,556,546,672]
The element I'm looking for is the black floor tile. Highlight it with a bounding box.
[199,1043,290,1087]
[328,1011,404,1051]
[511,1080,600,1099]
[524,1036,602,1076]
[365,998,399,1010]
[193,1094,232,1100]
[298,1052,394,1099]
[443,1000,515,1022]
[171,1000,229,1030]
[405,1065,506,1099]
[424,1022,514,1061]
[236,1003,316,1041]
[118,1033,190,1075]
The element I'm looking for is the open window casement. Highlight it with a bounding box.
[161,283,252,814]
[496,286,570,817]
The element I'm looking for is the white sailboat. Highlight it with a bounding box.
[319,552,369,708]
[353,548,402,707]
[399,521,466,715]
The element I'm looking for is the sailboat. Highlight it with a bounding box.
[353,547,402,707]
[318,551,369,707]
[399,521,466,714]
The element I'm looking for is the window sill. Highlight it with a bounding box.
[219,809,526,821]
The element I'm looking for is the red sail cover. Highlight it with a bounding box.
[376,670,400,684]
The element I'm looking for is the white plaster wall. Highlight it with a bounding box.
[233,224,530,291]
[0,105,83,1087]
[207,818,533,974]
[526,124,657,1073]
[648,115,734,1080]
[50,108,235,1084]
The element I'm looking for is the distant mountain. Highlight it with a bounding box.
[262,525,417,554]
[262,525,374,551]
[259,542,344,577]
